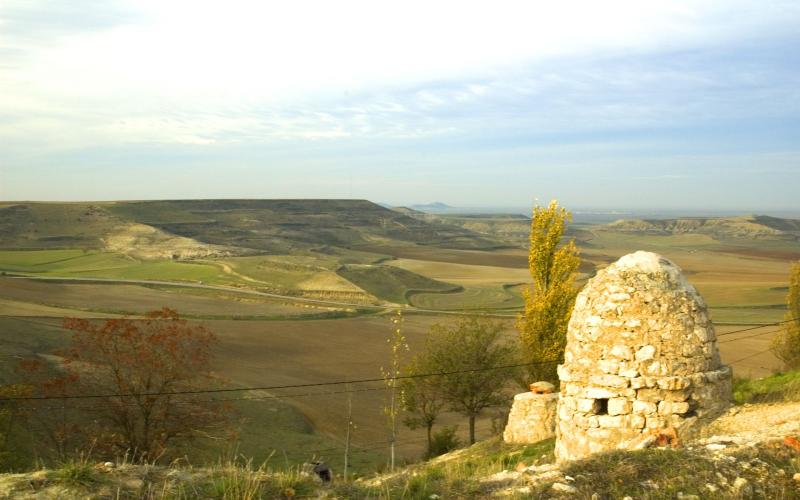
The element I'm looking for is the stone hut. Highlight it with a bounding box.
[554,251,732,462]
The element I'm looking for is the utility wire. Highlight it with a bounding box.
[717,327,782,344]
[6,320,797,403]
[13,323,783,412]
[727,347,775,365]
[0,359,558,402]
[715,318,796,338]
[19,385,392,412]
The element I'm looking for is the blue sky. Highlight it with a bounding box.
[1,0,798,211]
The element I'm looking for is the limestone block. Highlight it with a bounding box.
[656,376,691,391]
[646,415,667,429]
[607,398,632,416]
[589,374,629,388]
[632,400,657,415]
[690,373,707,386]
[503,392,558,444]
[598,359,619,374]
[630,377,647,389]
[556,365,573,382]
[635,345,656,361]
[657,401,690,415]
[636,388,664,402]
[598,415,626,428]
[640,360,662,376]
[585,387,619,399]
[576,398,598,413]
[631,415,646,429]
[610,344,633,360]
[663,389,691,402]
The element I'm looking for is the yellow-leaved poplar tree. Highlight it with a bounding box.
[772,262,800,369]
[517,200,580,384]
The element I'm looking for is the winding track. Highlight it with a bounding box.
[4,275,519,318]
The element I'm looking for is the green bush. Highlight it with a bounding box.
[428,426,461,458]
[733,370,800,404]
[53,457,97,487]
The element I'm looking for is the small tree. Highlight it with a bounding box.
[399,354,445,457]
[381,309,408,471]
[772,262,800,369]
[426,317,516,444]
[517,200,580,383]
[24,308,229,461]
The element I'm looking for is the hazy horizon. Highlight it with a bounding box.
[1,1,798,210]
[3,197,799,221]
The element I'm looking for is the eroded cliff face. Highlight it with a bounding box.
[555,251,732,462]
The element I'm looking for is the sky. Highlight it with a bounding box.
[1,0,799,211]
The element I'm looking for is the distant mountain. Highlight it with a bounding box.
[408,202,453,212]
[390,206,427,217]
[601,215,800,241]
[391,208,533,247]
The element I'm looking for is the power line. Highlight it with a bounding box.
[4,318,795,404]
[19,385,392,412]
[5,320,796,404]
[16,323,783,412]
[727,347,775,365]
[717,327,782,344]
[715,318,796,338]
[0,359,558,402]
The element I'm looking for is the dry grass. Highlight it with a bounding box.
[207,314,518,457]
[0,277,324,318]
[357,244,529,268]
[387,258,530,286]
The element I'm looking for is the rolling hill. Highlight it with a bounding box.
[602,215,800,241]
[0,200,501,255]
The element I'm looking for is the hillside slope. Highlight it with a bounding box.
[603,215,800,241]
[0,200,500,254]
[2,401,799,498]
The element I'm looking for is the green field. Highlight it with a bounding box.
[218,255,366,293]
[337,264,460,304]
[409,286,523,311]
[0,250,229,283]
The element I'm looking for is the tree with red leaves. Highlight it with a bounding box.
[24,308,229,461]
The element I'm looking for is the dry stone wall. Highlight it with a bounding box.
[554,251,732,462]
[503,392,558,444]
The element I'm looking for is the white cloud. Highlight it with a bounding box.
[5,0,798,101]
[1,0,799,209]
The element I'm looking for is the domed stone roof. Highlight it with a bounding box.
[562,250,720,380]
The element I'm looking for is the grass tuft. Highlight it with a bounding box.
[52,456,98,487]
[733,370,800,404]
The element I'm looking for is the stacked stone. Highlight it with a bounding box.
[555,251,732,462]
[503,383,558,444]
